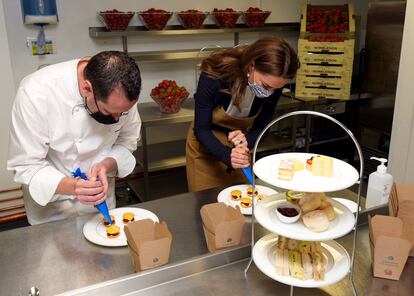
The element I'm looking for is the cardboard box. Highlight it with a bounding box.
[124,219,172,272]
[388,182,414,257]
[200,202,244,252]
[368,215,412,280]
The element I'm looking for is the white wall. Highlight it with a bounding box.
[0,0,369,189]
[0,0,16,189]
[388,0,414,183]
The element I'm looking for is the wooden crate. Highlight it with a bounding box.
[296,3,355,101]
[296,64,353,77]
[295,85,351,101]
[298,38,355,55]
[300,3,355,35]
[296,74,351,89]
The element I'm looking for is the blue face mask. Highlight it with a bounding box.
[247,71,275,98]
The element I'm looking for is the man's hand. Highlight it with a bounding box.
[74,178,105,206]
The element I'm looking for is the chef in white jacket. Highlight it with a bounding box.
[7,51,142,225]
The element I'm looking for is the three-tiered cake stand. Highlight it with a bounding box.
[244,110,364,296]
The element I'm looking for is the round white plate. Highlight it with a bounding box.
[253,152,359,192]
[332,198,361,214]
[83,207,159,247]
[254,193,356,241]
[253,234,350,288]
[217,184,278,215]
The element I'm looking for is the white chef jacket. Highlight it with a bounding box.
[7,59,141,225]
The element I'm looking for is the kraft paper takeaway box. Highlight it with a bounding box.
[200,202,245,252]
[368,215,411,280]
[124,219,172,272]
[388,182,414,257]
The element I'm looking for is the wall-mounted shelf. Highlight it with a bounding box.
[89,23,300,55]
[89,23,300,38]
[128,48,225,62]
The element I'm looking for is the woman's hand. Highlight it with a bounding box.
[231,145,250,169]
[228,130,248,149]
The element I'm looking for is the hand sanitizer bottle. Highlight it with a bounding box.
[365,157,393,209]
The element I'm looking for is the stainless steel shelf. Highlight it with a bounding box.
[129,48,225,62]
[138,99,194,127]
[89,23,300,38]
[136,140,187,172]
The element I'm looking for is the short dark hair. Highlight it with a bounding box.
[84,51,141,102]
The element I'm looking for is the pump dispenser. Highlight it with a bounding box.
[365,157,393,209]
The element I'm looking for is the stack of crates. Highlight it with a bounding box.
[295,3,355,101]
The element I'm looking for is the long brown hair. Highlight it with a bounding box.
[200,37,300,106]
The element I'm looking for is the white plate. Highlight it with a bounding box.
[254,193,355,241]
[332,198,361,214]
[253,234,350,288]
[217,184,278,215]
[83,207,159,247]
[253,153,359,192]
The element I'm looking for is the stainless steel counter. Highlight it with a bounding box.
[1,187,412,296]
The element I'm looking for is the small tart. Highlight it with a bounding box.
[106,225,120,238]
[257,194,266,200]
[286,190,304,204]
[122,212,135,224]
[240,197,252,208]
[230,189,242,201]
[103,214,115,226]
[247,186,258,197]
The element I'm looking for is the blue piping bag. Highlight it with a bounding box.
[242,167,254,185]
[72,167,112,225]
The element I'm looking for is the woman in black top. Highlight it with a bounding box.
[186,37,299,192]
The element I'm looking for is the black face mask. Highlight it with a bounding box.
[84,97,119,125]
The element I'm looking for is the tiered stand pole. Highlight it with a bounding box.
[244,110,364,296]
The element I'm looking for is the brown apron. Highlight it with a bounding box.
[186,106,258,192]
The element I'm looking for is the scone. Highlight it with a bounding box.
[122,212,135,224]
[319,200,336,221]
[106,225,120,238]
[298,192,325,213]
[302,210,329,232]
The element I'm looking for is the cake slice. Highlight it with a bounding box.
[288,158,304,172]
[278,159,294,181]
[311,155,333,177]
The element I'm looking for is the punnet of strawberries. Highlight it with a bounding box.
[150,80,189,113]
[99,9,134,31]
[306,5,349,34]
[138,8,172,30]
[242,7,271,27]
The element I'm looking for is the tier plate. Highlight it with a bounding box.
[253,152,359,192]
[252,233,350,288]
[254,193,356,241]
[217,184,278,215]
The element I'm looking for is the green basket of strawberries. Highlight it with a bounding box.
[150,80,189,114]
